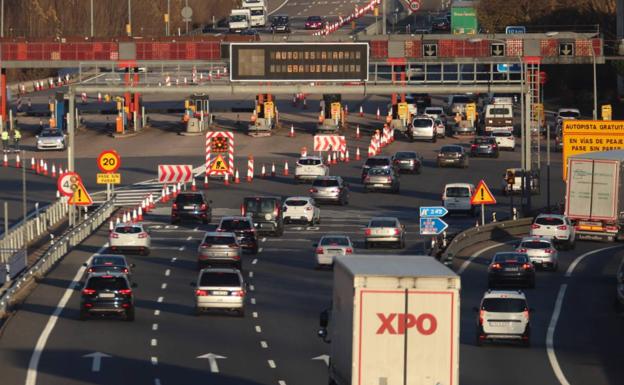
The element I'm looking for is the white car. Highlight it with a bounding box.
[434,118,446,138]
[476,290,532,347]
[313,234,353,268]
[423,106,445,120]
[515,236,559,271]
[193,268,246,316]
[109,223,151,255]
[36,128,66,151]
[283,197,320,225]
[530,214,575,249]
[556,108,580,124]
[442,183,476,216]
[409,116,436,142]
[490,130,515,151]
[295,156,328,183]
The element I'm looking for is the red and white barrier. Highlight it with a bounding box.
[247,156,254,183]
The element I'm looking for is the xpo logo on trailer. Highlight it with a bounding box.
[376,312,438,335]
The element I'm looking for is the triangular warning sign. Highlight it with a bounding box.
[69,181,93,206]
[210,155,229,172]
[470,180,497,205]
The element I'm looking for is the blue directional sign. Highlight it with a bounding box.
[419,206,448,218]
[497,63,522,73]
[419,217,449,236]
[505,26,526,34]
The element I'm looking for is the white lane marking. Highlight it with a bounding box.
[171,257,177,263]
[178,245,185,251]
[154,379,161,385]
[268,360,277,368]
[154,310,161,316]
[152,323,159,331]
[279,381,287,385]
[547,245,623,385]
[268,0,290,15]
[249,271,254,278]
[252,258,258,264]
[25,242,108,385]
[255,325,262,333]
[186,236,192,241]
[253,312,258,318]
[261,237,267,242]
[165,269,170,276]
[261,341,268,348]
[251,298,257,304]
[457,241,516,275]
[249,285,255,291]
[157,296,164,303]
[161,283,167,290]
[151,356,158,366]
[151,339,158,347]
[258,247,263,253]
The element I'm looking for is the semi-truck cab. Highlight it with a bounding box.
[229,9,251,32]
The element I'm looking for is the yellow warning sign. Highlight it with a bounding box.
[68,181,93,206]
[470,180,497,205]
[210,155,229,172]
[397,102,409,120]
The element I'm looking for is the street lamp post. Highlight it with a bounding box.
[127,0,132,37]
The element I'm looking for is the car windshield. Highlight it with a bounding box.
[488,108,510,115]
[521,241,551,249]
[492,131,512,137]
[368,168,391,176]
[308,16,321,21]
[312,179,339,187]
[220,219,252,231]
[92,256,125,266]
[245,198,277,213]
[86,277,129,290]
[230,15,247,22]
[535,217,564,226]
[481,298,527,312]
[40,130,62,137]
[114,226,142,234]
[446,187,470,198]
[370,219,396,227]
[493,253,528,263]
[273,16,288,23]
[412,119,432,128]
[285,199,309,206]
[394,152,417,159]
[320,237,350,246]
[441,146,461,153]
[250,9,264,16]
[559,111,579,118]
[298,158,322,166]
[203,236,237,245]
[365,158,390,167]
[200,272,240,287]
[176,194,203,204]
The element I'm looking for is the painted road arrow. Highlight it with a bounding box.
[419,206,448,218]
[419,217,448,235]
[312,354,330,367]
[82,352,111,372]
[197,353,227,373]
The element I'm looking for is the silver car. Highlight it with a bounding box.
[364,217,405,249]
[515,236,559,271]
[363,167,400,194]
[193,268,246,316]
[36,128,66,151]
[197,232,242,270]
[313,235,353,268]
[309,176,349,205]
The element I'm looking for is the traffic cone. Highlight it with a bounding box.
[271,162,276,177]
[261,164,266,178]
[51,164,57,178]
[339,151,345,162]
[132,209,137,223]
[138,206,144,221]
[224,173,230,186]
[98,92,102,102]
[15,153,20,168]
[356,147,361,161]
[109,220,114,233]
[327,153,331,166]
[356,125,360,139]
[345,149,350,163]
[174,183,180,198]
[161,187,167,203]
[235,169,240,184]
[376,107,380,120]
[116,217,121,225]
[292,94,297,106]
[44,162,48,176]
[283,161,289,176]
[344,104,349,116]
[122,212,127,223]
[149,194,155,210]
[303,97,307,109]
[2,153,7,167]
[204,174,209,189]
[332,152,337,165]
[359,105,364,117]
[289,124,295,137]
[31,157,35,171]
[191,178,197,191]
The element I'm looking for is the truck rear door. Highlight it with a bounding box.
[567,159,618,221]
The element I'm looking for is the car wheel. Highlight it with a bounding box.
[522,338,531,348]
[125,308,135,322]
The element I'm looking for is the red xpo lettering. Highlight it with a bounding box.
[376,313,438,335]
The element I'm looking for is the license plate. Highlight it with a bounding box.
[99,293,115,298]
[480,145,488,149]
[374,184,384,187]
[211,291,228,296]
[505,267,519,271]
[328,249,342,254]
[183,205,195,210]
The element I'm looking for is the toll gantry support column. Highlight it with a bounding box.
[0,68,6,132]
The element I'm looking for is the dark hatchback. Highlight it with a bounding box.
[242,196,284,236]
[471,137,500,158]
[217,216,259,254]
[488,252,535,289]
[392,151,423,174]
[171,192,213,225]
[80,272,137,321]
[437,145,468,168]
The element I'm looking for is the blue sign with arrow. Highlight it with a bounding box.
[419,217,449,236]
[419,206,448,218]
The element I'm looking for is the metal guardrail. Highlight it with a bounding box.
[0,197,69,263]
[439,217,534,265]
[0,198,115,318]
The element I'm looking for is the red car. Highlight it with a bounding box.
[305,16,326,30]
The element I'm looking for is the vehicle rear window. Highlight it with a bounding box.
[245,198,277,213]
[320,237,350,246]
[199,272,240,287]
[535,217,564,226]
[312,179,339,187]
[220,219,252,231]
[446,187,470,198]
[176,194,204,204]
[441,146,461,153]
[394,152,417,159]
[481,298,527,313]
[86,277,129,290]
[298,158,322,166]
[368,168,391,176]
[285,200,309,206]
[92,256,125,266]
[559,111,579,118]
[412,119,433,128]
[474,137,494,144]
[491,131,512,137]
[203,236,237,245]
[520,241,551,249]
[365,158,390,167]
[493,253,528,263]
[114,226,142,234]
[488,108,510,115]
[370,220,396,227]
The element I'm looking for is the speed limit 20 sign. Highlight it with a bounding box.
[97,150,121,173]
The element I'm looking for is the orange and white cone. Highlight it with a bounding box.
[345,149,350,163]
[283,161,289,176]
[44,162,48,176]
[271,162,276,177]
[191,178,197,191]
[300,147,307,157]
[356,125,361,139]
[339,151,345,162]
[51,164,57,178]
[172,184,177,198]
[2,153,7,167]
[31,157,35,171]
[204,174,209,188]
[331,152,337,165]
[359,105,364,117]
[356,147,361,160]
[116,216,121,225]
[289,124,295,137]
[138,206,144,221]
[376,107,380,120]
[235,169,241,184]
[327,153,332,166]
[109,220,114,233]
[132,209,137,223]
[224,173,230,186]
[261,164,266,178]
[122,212,128,223]
[161,187,168,203]
[15,153,20,168]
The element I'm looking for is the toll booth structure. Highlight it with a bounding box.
[114,66,144,135]
[318,94,344,133]
[249,94,277,137]
[184,93,212,133]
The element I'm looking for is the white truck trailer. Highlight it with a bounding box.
[318,254,461,385]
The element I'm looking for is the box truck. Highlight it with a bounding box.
[318,255,460,385]
[565,150,624,241]
[484,103,513,133]
[228,9,251,32]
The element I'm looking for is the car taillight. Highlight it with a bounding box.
[557,225,568,230]
[87,268,94,273]
[471,144,477,149]
[394,228,401,235]
[274,206,279,218]
[138,232,148,238]
[544,249,553,254]
[200,204,207,210]
[522,263,533,270]
[119,289,132,296]
[195,289,208,296]
[346,247,353,254]
[479,310,485,325]
[316,247,324,254]
[531,224,540,229]
[110,233,119,238]
[517,248,527,253]
[386,177,392,183]
[523,310,530,320]
[309,188,318,193]
[231,290,245,297]
[490,263,502,270]
[82,288,96,295]
[306,206,313,211]
[172,203,178,210]
[122,268,129,273]
[200,243,209,248]
[365,229,371,236]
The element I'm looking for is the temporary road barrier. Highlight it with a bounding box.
[247,156,254,182]
[158,164,193,183]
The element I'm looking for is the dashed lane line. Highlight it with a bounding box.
[251,298,257,304]
[178,245,185,251]
[151,339,158,347]
[151,357,158,366]
[249,271,254,278]
[252,258,258,265]
[165,269,170,276]
[157,296,164,303]
[258,247,264,253]
[261,341,268,348]
[171,257,177,263]
[253,312,258,318]
[279,381,287,385]
[154,310,161,316]
[152,323,159,331]
[161,283,167,290]
[268,360,277,368]
[154,379,161,385]
[249,285,255,291]
[255,325,262,333]
[186,236,193,241]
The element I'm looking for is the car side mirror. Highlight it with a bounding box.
[131,282,138,288]
[319,309,329,327]
[130,263,136,268]
[190,281,196,287]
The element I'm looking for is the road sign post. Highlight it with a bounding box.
[419,206,448,242]
[470,180,496,226]
[97,150,121,201]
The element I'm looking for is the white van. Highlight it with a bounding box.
[442,183,476,215]
[409,116,436,142]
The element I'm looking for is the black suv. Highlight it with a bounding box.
[171,192,213,224]
[80,272,137,321]
[217,216,259,254]
[242,196,284,236]
[271,15,290,33]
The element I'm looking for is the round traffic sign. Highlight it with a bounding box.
[97,150,121,173]
[57,172,81,197]
[409,0,421,11]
